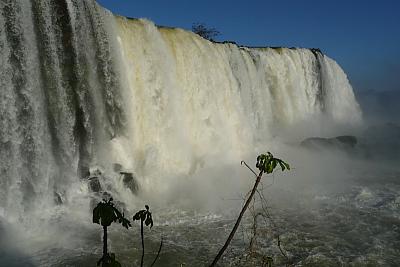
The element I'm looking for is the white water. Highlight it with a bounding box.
[110,17,362,187]
[0,1,369,266]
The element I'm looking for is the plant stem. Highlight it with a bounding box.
[141,219,145,267]
[210,171,263,266]
[103,226,108,267]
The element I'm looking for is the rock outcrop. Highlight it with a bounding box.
[301,135,357,151]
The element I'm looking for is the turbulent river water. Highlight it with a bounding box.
[1,0,399,266]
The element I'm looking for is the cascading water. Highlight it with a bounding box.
[0,0,126,217]
[107,18,362,202]
[1,0,374,266]
[0,0,361,214]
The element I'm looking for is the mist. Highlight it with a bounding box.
[355,89,400,124]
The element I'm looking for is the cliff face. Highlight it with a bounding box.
[0,0,361,213]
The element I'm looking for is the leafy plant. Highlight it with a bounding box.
[210,152,290,266]
[256,152,290,174]
[133,205,154,267]
[93,198,131,266]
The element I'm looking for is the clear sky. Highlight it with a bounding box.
[97,0,400,93]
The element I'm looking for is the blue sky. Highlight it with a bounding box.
[97,0,400,93]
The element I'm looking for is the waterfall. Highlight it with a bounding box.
[112,17,361,177]
[0,0,361,216]
[0,0,125,215]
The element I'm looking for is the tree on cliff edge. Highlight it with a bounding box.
[192,23,220,41]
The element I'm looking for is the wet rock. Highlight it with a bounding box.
[53,191,63,205]
[301,135,357,151]
[113,163,123,173]
[78,162,90,179]
[90,167,103,177]
[310,47,323,56]
[88,176,102,193]
[335,135,357,147]
[120,172,139,194]
[101,191,112,200]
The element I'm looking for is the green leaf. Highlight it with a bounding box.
[93,199,132,229]
[267,162,273,173]
[271,159,277,170]
[145,212,153,228]
[277,160,285,171]
[133,210,143,221]
[255,152,290,174]
[284,162,290,170]
[93,205,101,225]
[120,217,132,229]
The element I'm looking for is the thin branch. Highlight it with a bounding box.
[211,153,290,266]
[150,236,163,267]
[255,187,291,263]
[277,235,289,262]
[210,171,263,266]
[241,161,258,177]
